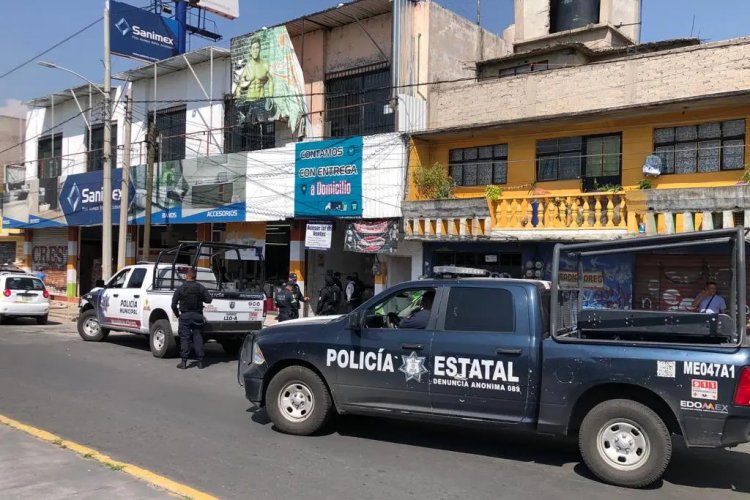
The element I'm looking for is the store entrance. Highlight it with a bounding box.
[264,222,291,286]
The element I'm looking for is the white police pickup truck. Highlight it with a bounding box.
[78,242,266,357]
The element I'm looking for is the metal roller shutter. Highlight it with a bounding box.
[31,228,69,295]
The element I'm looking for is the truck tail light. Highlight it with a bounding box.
[3,289,10,297]
[43,290,50,299]
[734,367,750,406]
[263,299,268,317]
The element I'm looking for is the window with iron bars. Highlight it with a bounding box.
[37,133,62,179]
[449,144,508,186]
[654,119,745,174]
[37,133,62,210]
[325,64,393,138]
[86,123,118,172]
[223,97,276,153]
[148,105,186,161]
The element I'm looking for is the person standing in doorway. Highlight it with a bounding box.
[692,281,727,314]
[345,274,362,312]
[316,276,341,316]
[171,268,213,370]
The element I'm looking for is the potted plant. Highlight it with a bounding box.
[637,178,652,190]
[412,162,455,200]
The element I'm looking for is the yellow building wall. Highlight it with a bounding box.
[408,104,750,201]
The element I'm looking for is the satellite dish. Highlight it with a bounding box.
[643,154,662,177]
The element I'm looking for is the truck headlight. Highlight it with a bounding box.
[252,342,265,365]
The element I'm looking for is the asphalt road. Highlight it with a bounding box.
[1,321,749,500]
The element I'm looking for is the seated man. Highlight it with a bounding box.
[399,290,436,329]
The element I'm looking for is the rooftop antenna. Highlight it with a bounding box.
[690,14,696,37]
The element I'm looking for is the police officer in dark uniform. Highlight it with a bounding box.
[275,281,299,322]
[171,268,213,369]
[316,276,341,316]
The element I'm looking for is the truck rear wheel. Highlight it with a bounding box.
[266,366,332,435]
[149,319,178,358]
[579,399,671,488]
[77,309,109,342]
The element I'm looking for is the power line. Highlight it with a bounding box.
[0,17,103,81]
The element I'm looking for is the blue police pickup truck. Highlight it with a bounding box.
[238,228,750,488]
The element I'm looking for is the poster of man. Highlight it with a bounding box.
[231,27,308,138]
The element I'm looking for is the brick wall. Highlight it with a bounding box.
[429,38,750,130]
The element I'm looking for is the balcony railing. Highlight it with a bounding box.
[404,185,750,241]
[489,192,627,231]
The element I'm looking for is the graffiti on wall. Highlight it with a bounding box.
[32,246,68,271]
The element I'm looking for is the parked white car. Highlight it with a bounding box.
[0,273,51,324]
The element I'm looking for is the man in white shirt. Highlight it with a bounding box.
[692,281,727,314]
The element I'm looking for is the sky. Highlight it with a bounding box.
[0,0,749,117]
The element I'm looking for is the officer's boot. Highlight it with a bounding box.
[196,359,204,369]
[177,359,188,369]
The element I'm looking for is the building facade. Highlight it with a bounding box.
[404,0,750,311]
[0,114,27,269]
[10,0,500,302]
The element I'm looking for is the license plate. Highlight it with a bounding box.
[15,296,31,303]
[223,313,238,321]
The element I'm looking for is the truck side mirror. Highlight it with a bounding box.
[348,310,363,331]
[95,279,106,288]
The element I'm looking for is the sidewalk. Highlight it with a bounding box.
[48,301,78,324]
[0,424,173,499]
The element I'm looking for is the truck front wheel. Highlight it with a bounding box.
[579,399,672,488]
[149,319,178,358]
[77,309,109,342]
[266,366,333,435]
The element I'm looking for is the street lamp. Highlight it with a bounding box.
[37,53,113,282]
[37,62,106,97]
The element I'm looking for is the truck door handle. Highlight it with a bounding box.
[496,348,522,356]
[401,343,424,351]
[112,294,119,298]
[133,295,140,298]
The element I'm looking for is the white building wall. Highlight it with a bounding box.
[361,133,407,219]
[24,86,127,181]
[130,54,231,165]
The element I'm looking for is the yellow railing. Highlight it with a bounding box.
[489,192,628,231]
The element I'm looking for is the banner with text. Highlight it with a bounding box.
[59,169,128,226]
[2,168,129,228]
[294,137,363,218]
[129,154,247,225]
[305,222,333,250]
[110,1,180,62]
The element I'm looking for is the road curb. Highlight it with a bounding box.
[0,413,218,500]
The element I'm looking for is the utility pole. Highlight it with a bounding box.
[143,122,156,260]
[102,0,113,280]
[116,84,132,270]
